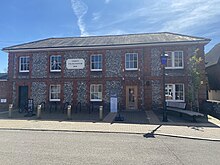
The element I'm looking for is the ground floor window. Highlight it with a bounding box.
[165,84,184,101]
[90,84,102,101]
[50,85,61,101]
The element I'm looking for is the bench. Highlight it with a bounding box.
[166,102,204,122]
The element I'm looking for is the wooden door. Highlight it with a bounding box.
[126,86,138,110]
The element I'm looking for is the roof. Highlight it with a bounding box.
[2,32,210,52]
[0,73,8,80]
[205,43,220,68]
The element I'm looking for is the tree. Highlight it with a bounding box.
[188,48,203,111]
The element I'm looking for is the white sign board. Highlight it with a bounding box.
[110,97,118,113]
[0,99,7,103]
[66,59,85,69]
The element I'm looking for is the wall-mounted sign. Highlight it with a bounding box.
[66,59,85,69]
[110,95,118,113]
[0,99,7,103]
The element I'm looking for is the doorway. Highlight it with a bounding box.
[126,86,138,110]
[18,86,28,108]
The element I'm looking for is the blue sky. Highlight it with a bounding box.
[1,0,220,72]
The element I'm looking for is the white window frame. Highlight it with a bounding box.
[165,51,184,69]
[49,84,61,101]
[90,54,102,71]
[90,84,102,101]
[125,53,138,70]
[165,83,185,102]
[50,55,62,72]
[19,56,30,72]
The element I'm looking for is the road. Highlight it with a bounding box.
[0,130,220,165]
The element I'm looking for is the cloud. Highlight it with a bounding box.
[105,0,111,4]
[92,12,101,21]
[71,0,89,36]
[159,0,220,33]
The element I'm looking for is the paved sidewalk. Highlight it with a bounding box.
[0,109,220,141]
[0,116,220,141]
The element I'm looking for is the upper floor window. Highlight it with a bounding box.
[90,84,102,101]
[49,84,61,101]
[19,56,30,72]
[165,84,184,101]
[50,55,61,72]
[125,53,138,70]
[91,54,102,71]
[166,51,183,69]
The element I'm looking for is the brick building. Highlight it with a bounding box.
[0,73,9,110]
[2,32,210,111]
[206,43,220,100]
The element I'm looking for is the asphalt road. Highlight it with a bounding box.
[0,130,220,165]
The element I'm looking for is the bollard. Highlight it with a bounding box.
[8,104,13,118]
[67,105,72,120]
[37,105,41,119]
[99,106,103,121]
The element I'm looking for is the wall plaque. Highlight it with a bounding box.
[66,59,85,69]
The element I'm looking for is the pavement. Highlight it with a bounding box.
[0,109,220,141]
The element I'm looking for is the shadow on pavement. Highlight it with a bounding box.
[0,107,219,128]
[143,124,220,142]
[151,108,220,128]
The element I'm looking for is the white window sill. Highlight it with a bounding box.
[19,70,29,73]
[91,69,102,71]
[165,67,184,69]
[50,99,61,102]
[165,100,185,102]
[50,70,61,72]
[90,99,102,102]
[125,68,138,71]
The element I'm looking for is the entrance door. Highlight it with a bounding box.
[18,86,28,108]
[126,86,138,110]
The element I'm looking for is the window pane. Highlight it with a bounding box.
[134,54,137,61]
[126,62,129,68]
[20,56,30,71]
[165,84,173,100]
[91,55,102,70]
[130,62,134,68]
[90,84,102,101]
[134,61,137,68]
[50,85,60,100]
[125,53,138,69]
[175,84,184,100]
[166,53,172,67]
[130,54,134,61]
[177,52,183,67]
[51,55,61,71]
[98,85,102,92]
[92,56,95,62]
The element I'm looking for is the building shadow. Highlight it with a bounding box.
[151,108,220,128]
[0,105,219,128]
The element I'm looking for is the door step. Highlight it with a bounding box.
[103,112,117,123]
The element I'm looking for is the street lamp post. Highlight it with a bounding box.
[161,52,168,122]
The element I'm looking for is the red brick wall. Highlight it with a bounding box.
[0,81,9,109]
